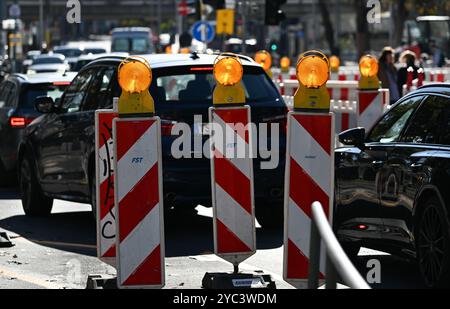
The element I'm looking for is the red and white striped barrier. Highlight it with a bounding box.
[357,89,389,131]
[283,112,335,288]
[95,110,118,267]
[332,102,357,134]
[113,117,165,289]
[209,106,256,265]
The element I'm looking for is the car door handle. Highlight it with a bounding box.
[410,163,423,171]
[372,161,384,168]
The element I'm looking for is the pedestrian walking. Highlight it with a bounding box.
[378,47,400,104]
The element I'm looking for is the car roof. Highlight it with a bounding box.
[77,52,129,62]
[86,53,260,70]
[409,83,450,97]
[9,72,77,84]
[54,46,83,51]
[35,53,66,60]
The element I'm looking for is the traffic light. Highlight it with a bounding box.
[265,0,287,26]
[204,0,225,9]
[270,41,279,52]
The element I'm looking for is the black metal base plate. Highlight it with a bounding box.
[86,275,118,289]
[202,272,276,289]
[0,232,14,248]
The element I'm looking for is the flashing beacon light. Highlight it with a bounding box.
[117,56,154,117]
[213,54,245,105]
[293,50,331,112]
[359,55,380,90]
[255,50,273,77]
[329,56,340,73]
[280,57,291,73]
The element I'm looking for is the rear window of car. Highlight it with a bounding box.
[153,66,279,104]
[33,57,64,65]
[19,83,69,109]
[55,49,83,58]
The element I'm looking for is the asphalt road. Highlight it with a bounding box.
[0,187,426,289]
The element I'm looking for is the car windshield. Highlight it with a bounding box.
[112,37,152,54]
[154,66,279,104]
[55,49,83,58]
[32,57,64,65]
[84,48,106,54]
[20,83,68,109]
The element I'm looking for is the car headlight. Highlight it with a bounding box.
[27,70,37,75]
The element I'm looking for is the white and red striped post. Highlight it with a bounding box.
[113,57,165,289]
[202,54,276,289]
[209,106,256,266]
[283,50,335,289]
[357,88,389,131]
[95,110,118,267]
[283,113,335,288]
[113,117,165,289]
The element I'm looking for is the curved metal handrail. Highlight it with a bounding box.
[308,202,371,289]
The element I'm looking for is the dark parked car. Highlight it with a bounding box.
[335,84,450,288]
[18,53,287,227]
[0,73,75,185]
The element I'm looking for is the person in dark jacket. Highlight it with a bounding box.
[397,50,419,97]
[378,47,400,104]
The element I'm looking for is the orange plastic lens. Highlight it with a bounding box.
[255,51,272,71]
[359,55,379,78]
[214,57,243,86]
[297,56,329,88]
[118,60,152,93]
[329,56,340,70]
[280,57,291,69]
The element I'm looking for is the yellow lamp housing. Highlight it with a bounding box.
[329,56,340,73]
[213,54,246,105]
[358,55,380,90]
[255,50,273,77]
[294,50,331,112]
[280,57,291,73]
[117,56,155,117]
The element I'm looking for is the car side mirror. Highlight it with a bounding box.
[339,127,366,148]
[35,96,55,114]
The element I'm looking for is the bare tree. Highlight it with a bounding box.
[354,0,370,58]
[318,0,338,55]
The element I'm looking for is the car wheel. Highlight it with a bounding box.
[416,197,450,288]
[256,204,283,229]
[20,155,53,217]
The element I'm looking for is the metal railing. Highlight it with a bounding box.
[308,202,371,289]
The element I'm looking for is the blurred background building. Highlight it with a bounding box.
[0,0,449,64]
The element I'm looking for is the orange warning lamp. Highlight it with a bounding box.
[213,54,245,105]
[117,56,154,116]
[329,56,340,73]
[359,55,380,90]
[180,48,190,54]
[214,56,243,86]
[294,50,330,112]
[255,50,273,76]
[280,57,291,73]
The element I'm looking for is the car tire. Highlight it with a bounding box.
[256,205,283,229]
[19,154,53,217]
[416,196,450,288]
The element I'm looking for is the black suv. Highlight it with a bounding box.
[335,84,450,288]
[18,54,288,227]
[0,73,75,185]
